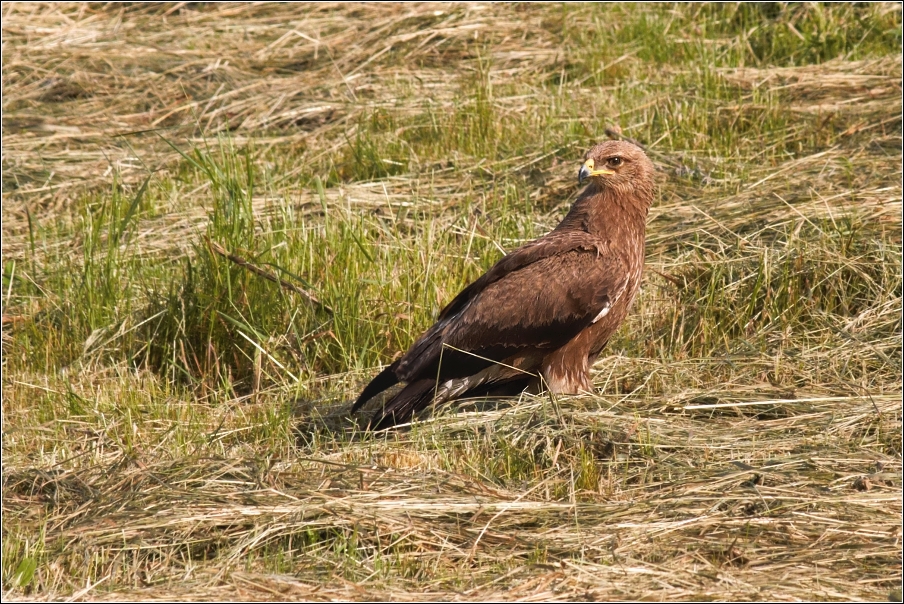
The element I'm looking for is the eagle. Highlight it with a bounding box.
[353,140,655,430]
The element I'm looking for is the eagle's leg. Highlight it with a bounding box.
[541,342,594,394]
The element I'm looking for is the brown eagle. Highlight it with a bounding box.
[353,140,655,429]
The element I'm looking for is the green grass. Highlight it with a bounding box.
[2,3,901,601]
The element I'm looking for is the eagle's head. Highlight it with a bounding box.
[578,140,655,201]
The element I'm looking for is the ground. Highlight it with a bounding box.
[2,3,901,601]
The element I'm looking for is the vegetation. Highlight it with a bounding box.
[2,3,901,600]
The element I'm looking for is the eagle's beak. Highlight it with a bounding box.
[578,158,614,184]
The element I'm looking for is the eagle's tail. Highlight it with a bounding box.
[351,361,400,413]
[369,378,438,431]
[367,373,536,431]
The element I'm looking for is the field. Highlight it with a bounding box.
[2,3,902,601]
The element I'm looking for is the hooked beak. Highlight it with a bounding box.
[578,158,614,184]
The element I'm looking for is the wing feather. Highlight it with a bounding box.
[447,249,626,352]
[394,231,627,383]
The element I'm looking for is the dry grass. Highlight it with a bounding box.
[2,3,902,601]
[4,388,900,601]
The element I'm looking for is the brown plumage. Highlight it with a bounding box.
[353,140,655,429]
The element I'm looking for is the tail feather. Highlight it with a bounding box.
[368,372,535,430]
[351,361,400,413]
[463,376,534,399]
[369,379,438,431]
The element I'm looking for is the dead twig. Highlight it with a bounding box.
[205,237,333,314]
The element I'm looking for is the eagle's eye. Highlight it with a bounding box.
[607,157,622,168]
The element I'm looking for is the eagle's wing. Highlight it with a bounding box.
[395,230,629,382]
[447,249,626,351]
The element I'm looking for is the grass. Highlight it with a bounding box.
[2,2,902,601]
